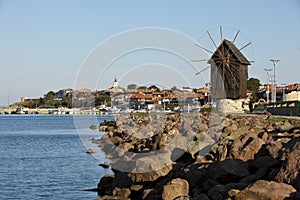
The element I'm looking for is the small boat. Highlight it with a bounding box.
[12,107,28,114]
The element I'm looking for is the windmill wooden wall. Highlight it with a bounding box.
[209,39,250,99]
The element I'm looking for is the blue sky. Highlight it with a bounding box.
[0,0,299,106]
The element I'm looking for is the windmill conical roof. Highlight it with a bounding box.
[209,39,251,65]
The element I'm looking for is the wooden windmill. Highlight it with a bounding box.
[193,27,252,99]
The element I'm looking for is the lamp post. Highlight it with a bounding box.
[270,59,280,103]
[264,68,272,104]
[279,83,286,102]
[297,84,299,101]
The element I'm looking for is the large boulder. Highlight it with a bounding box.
[229,132,265,161]
[278,121,294,132]
[97,174,115,196]
[266,138,290,159]
[276,141,300,190]
[126,165,173,183]
[112,187,131,198]
[234,189,269,200]
[237,180,296,200]
[188,132,215,158]
[206,159,249,183]
[217,99,246,114]
[162,178,189,200]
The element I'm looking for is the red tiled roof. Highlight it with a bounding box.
[130,94,153,99]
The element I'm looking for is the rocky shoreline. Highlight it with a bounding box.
[92,110,300,200]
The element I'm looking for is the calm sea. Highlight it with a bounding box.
[0,115,112,200]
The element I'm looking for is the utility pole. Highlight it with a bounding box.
[264,68,272,104]
[270,59,280,103]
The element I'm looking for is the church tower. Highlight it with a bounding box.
[113,76,119,88]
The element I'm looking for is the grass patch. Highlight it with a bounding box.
[200,106,212,113]
[266,117,287,124]
[130,112,149,118]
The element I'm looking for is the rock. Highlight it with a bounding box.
[249,155,279,170]
[111,169,133,189]
[223,123,238,134]
[162,178,189,200]
[228,127,249,141]
[188,132,215,158]
[278,121,294,132]
[258,131,269,142]
[234,189,268,200]
[207,185,226,200]
[130,184,143,192]
[239,167,268,183]
[207,159,249,183]
[276,142,300,190]
[217,99,246,114]
[198,123,209,133]
[243,180,297,200]
[126,165,173,183]
[86,148,96,154]
[224,182,249,191]
[97,174,115,196]
[266,125,274,132]
[118,142,134,151]
[190,194,210,200]
[228,189,239,197]
[216,144,227,161]
[229,133,265,161]
[97,195,130,200]
[90,124,98,129]
[112,187,131,198]
[99,162,110,169]
[266,138,290,159]
[142,189,161,200]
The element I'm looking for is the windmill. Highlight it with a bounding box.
[193,27,253,99]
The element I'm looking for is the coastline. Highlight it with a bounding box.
[93,111,300,200]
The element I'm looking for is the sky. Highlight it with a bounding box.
[0,0,299,106]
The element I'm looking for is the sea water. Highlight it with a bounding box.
[0,115,112,200]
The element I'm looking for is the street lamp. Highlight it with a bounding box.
[264,68,272,104]
[279,83,287,102]
[270,59,280,103]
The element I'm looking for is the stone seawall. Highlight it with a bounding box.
[93,111,300,200]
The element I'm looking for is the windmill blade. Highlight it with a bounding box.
[207,31,218,49]
[194,43,214,54]
[220,26,223,42]
[191,59,209,62]
[225,64,240,87]
[232,30,240,43]
[239,42,252,51]
[195,66,210,75]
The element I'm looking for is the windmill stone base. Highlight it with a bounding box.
[216,99,249,114]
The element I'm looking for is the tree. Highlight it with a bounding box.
[171,86,178,92]
[43,91,55,107]
[137,86,147,90]
[148,85,160,92]
[61,97,72,108]
[127,83,137,90]
[247,78,261,99]
[95,96,111,107]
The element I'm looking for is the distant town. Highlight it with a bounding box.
[1,77,299,115]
